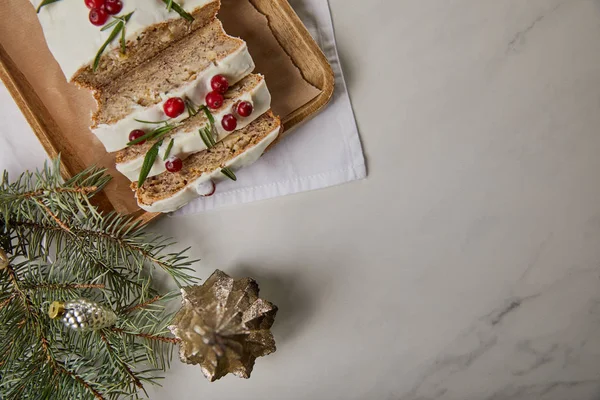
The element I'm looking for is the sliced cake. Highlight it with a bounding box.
[92,18,255,152]
[134,111,282,213]
[31,0,221,90]
[116,74,271,181]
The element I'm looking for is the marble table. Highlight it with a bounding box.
[2,0,600,399]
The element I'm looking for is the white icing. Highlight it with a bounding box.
[116,76,271,181]
[94,44,255,152]
[30,0,215,80]
[137,124,281,213]
[195,180,215,196]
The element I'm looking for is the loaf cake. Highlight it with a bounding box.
[134,111,281,213]
[31,0,221,90]
[92,18,254,152]
[33,0,283,213]
[115,74,271,181]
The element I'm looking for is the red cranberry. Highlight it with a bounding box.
[204,181,216,197]
[104,0,123,15]
[165,157,183,173]
[85,0,105,9]
[236,101,253,117]
[128,129,146,145]
[210,75,229,94]
[205,91,224,110]
[89,7,109,26]
[221,114,238,132]
[163,97,186,118]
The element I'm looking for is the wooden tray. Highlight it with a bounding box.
[0,0,334,224]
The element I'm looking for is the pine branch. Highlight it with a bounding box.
[0,158,198,399]
[123,295,162,313]
[41,335,105,400]
[23,282,105,291]
[111,327,181,344]
[100,331,144,390]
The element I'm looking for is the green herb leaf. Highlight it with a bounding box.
[127,125,174,146]
[134,118,170,125]
[161,0,194,22]
[185,98,204,117]
[163,139,175,161]
[120,25,127,54]
[198,127,213,149]
[36,0,62,13]
[199,106,217,147]
[200,105,215,126]
[101,18,120,32]
[93,12,134,72]
[138,141,162,187]
[221,167,237,181]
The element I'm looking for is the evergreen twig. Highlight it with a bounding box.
[0,158,199,399]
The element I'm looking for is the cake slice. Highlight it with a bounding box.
[31,0,221,90]
[134,111,281,213]
[92,18,255,152]
[116,74,271,182]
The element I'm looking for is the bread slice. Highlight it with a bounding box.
[91,18,255,152]
[31,0,220,89]
[74,1,221,90]
[134,111,281,213]
[116,74,271,181]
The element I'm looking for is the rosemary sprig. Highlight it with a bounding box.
[197,107,217,149]
[161,0,194,22]
[198,126,214,149]
[134,118,171,125]
[185,98,202,117]
[93,12,134,72]
[200,105,216,126]
[163,140,175,161]
[196,108,236,181]
[221,167,237,181]
[36,0,62,13]
[127,125,174,146]
[138,140,163,187]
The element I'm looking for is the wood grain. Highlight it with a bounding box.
[0,0,334,224]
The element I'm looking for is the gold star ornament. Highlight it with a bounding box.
[169,270,278,381]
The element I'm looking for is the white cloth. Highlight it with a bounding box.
[176,0,366,214]
[0,0,366,214]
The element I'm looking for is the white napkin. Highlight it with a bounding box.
[0,0,366,213]
[175,0,366,214]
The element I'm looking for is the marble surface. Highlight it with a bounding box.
[3,0,600,399]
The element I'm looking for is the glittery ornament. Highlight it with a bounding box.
[169,270,278,382]
[0,248,8,270]
[48,298,117,331]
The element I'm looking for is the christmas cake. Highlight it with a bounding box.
[33,0,282,213]
[31,0,221,90]
[92,18,254,152]
[134,111,281,213]
[115,74,271,181]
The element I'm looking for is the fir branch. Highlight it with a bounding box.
[33,197,72,233]
[100,331,144,390]
[111,327,180,344]
[41,335,105,400]
[123,295,162,314]
[0,159,198,398]
[23,282,105,291]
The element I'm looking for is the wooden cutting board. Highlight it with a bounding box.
[0,0,334,224]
